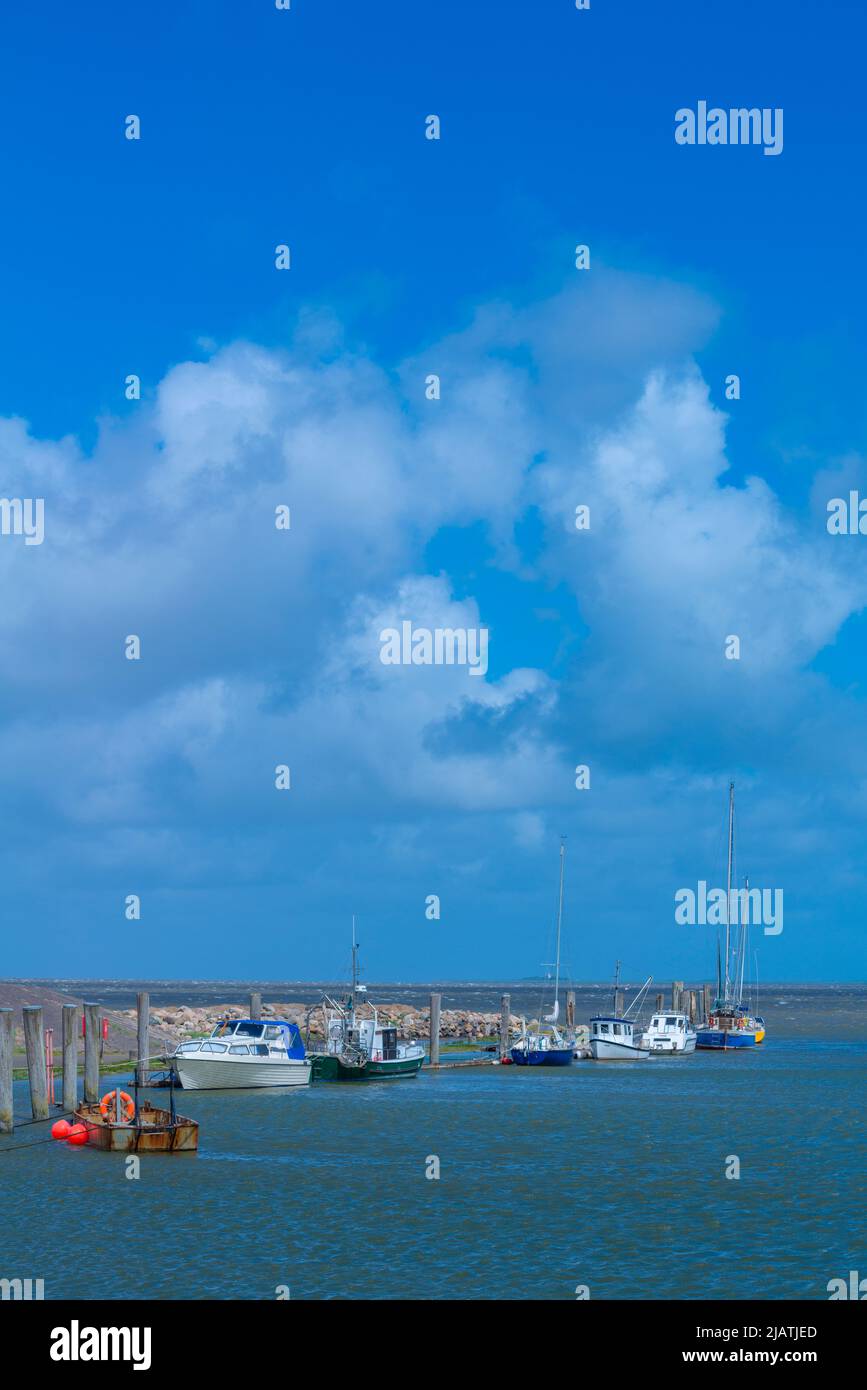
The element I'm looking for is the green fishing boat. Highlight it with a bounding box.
[307,921,425,1081]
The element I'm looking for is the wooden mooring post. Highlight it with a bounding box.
[23,1006,48,1121]
[566,990,575,1031]
[136,992,149,1088]
[83,1002,101,1103]
[688,990,698,1024]
[62,1004,80,1113]
[249,991,262,1021]
[429,992,441,1066]
[672,980,683,1012]
[0,1008,14,1133]
[702,983,713,1021]
[499,993,511,1059]
[655,993,664,1012]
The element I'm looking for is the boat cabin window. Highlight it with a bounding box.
[263,1025,283,1040]
[212,1021,236,1037]
[600,1023,609,1034]
[252,1044,269,1056]
[613,1024,622,1035]
[229,1044,250,1055]
[381,1027,397,1061]
[202,1041,228,1053]
[665,1016,677,1027]
[234,1022,265,1039]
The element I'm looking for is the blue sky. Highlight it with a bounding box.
[2,0,867,982]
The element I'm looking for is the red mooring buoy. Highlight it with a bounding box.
[66,1123,88,1146]
[51,1119,71,1140]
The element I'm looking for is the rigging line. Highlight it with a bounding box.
[5,1111,74,1129]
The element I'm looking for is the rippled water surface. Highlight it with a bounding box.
[2,984,865,1300]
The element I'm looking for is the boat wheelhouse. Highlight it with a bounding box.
[589,1015,650,1060]
[641,1011,697,1055]
[172,1018,311,1090]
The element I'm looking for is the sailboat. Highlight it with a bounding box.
[307,920,425,1080]
[695,783,766,1050]
[510,842,573,1067]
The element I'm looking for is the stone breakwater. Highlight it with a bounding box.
[119,1001,525,1045]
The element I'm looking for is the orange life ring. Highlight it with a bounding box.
[99,1090,135,1122]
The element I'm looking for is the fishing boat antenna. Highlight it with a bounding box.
[612,958,621,1012]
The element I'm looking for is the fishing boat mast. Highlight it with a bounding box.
[350,915,359,1020]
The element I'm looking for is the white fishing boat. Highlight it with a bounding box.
[171,1018,312,1089]
[641,1011,697,1054]
[589,1016,650,1060]
[589,968,652,1060]
[306,922,426,1080]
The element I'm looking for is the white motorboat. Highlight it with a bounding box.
[171,1017,312,1089]
[641,1011,697,1054]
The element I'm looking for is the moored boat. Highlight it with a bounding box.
[171,1017,312,1089]
[695,785,767,1051]
[307,922,425,1080]
[588,1015,651,1060]
[589,966,653,1060]
[74,1096,198,1152]
[510,841,573,1067]
[641,1010,697,1055]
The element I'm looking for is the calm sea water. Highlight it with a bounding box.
[1,983,865,1300]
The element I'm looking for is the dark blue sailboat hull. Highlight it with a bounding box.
[510,1047,573,1066]
[695,1028,757,1049]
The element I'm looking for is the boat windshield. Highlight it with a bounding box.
[234,1022,265,1039]
[211,1021,236,1037]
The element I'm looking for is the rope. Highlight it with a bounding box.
[0,1128,72,1156]
[6,1111,74,1130]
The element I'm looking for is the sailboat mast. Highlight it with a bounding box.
[724,781,734,1006]
[554,839,565,1001]
[737,875,749,1006]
